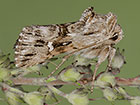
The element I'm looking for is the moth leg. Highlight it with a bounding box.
[47,54,72,79]
[48,60,58,66]
[106,47,116,72]
[91,46,111,92]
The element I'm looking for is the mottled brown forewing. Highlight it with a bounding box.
[14,7,123,68]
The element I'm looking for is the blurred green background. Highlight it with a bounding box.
[0,0,140,105]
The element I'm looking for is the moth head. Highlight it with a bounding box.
[80,8,123,44]
[106,12,123,44]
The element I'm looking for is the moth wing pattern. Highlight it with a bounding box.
[14,7,123,68]
[14,25,60,67]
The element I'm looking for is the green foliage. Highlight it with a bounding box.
[95,72,116,88]
[58,66,82,82]
[111,48,126,69]
[130,97,140,105]
[66,88,89,105]
[4,90,24,105]
[23,92,44,105]
[38,86,58,104]
[0,48,138,105]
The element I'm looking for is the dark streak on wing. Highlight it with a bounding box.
[34,39,46,47]
[24,53,35,56]
[26,33,33,35]
[34,44,44,47]
[84,32,95,35]
[57,24,69,36]
[14,21,79,67]
[110,35,118,41]
[52,41,72,48]
[21,43,28,46]
[21,59,30,62]
[36,40,45,44]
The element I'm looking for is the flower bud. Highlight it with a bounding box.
[130,96,140,105]
[74,55,95,66]
[0,51,15,69]
[117,87,127,96]
[66,88,89,105]
[3,87,24,105]
[95,72,116,88]
[103,87,118,101]
[0,53,10,64]
[58,66,82,82]
[5,90,24,105]
[0,68,10,82]
[38,87,58,104]
[75,65,92,78]
[111,48,126,69]
[0,53,11,68]
[23,91,44,105]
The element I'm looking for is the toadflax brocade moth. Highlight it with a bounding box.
[14,7,123,68]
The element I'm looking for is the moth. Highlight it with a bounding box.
[14,7,123,86]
